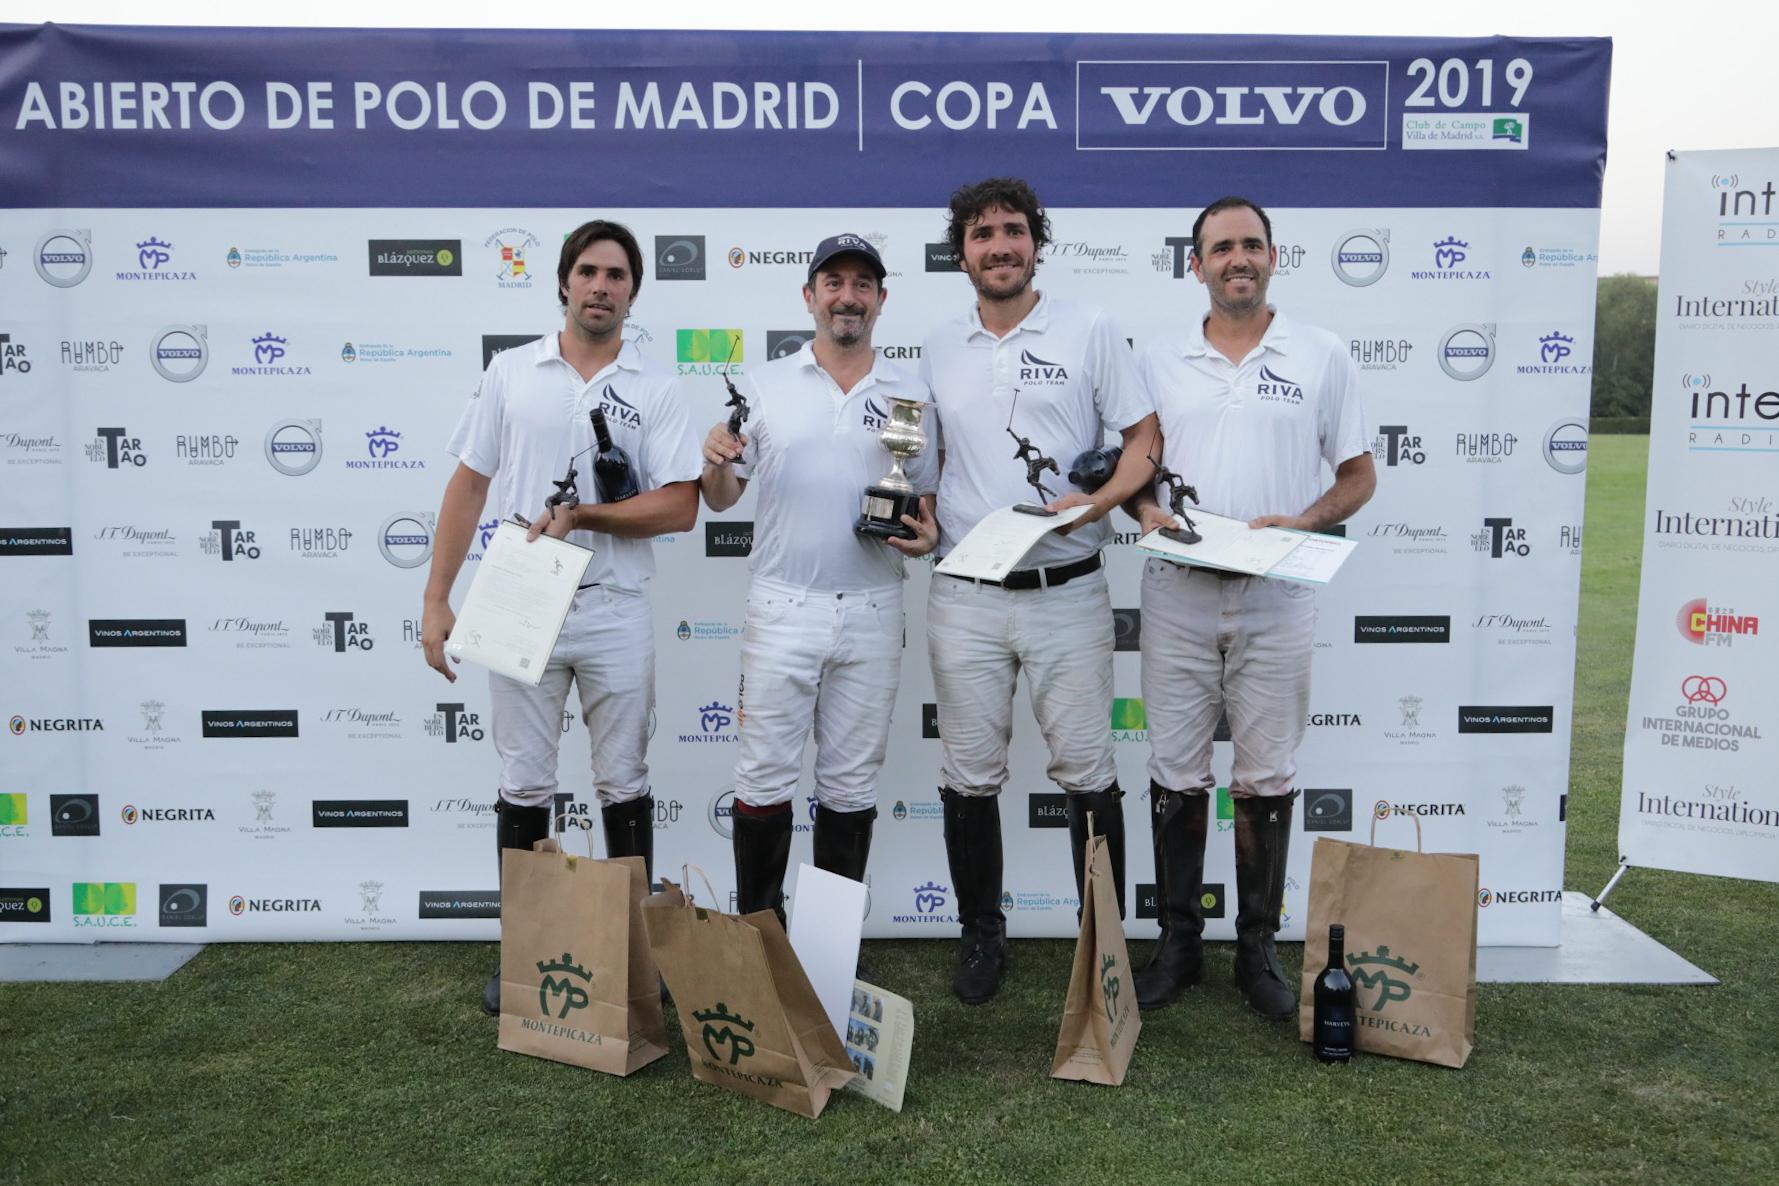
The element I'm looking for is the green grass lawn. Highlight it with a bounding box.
[6,436,1776,1186]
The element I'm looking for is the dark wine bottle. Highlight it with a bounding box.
[589,407,639,503]
[1067,445,1123,493]
[1313,922,1356,1063]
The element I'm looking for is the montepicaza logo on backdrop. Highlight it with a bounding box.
[117,236,196,282]
[536,952,593,1019]
[1347,945,1420,1014]
[1516,330,1590,376]
[694,1002,756,1064]
[232,332,312,377]
[1411,235,1490,281]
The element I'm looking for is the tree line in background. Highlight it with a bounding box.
[1590,274,1657,421]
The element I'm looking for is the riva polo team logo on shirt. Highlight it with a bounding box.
[596,384,641,429]
[1017,349,1069,385]
[1255,366,1304,404]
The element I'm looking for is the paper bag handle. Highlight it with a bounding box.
[546,813,598,859]
[679,862,722,909]
[1368,808,1424,852]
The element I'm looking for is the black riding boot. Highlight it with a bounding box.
[602,794,655,888]
[1066,784,1126,919]
[484,797,552,1016]
[812,804,876,882]
[1232,791,1298,1020]
[732,803,793,926]
[942,788,1007,1005]
[1134,784,1208,1010]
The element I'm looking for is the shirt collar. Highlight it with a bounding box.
[537,330,643,373]
[795,339,896,390]
[966,288,1051,340]
[1180,306,1290,360]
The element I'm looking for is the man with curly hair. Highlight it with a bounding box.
[921,177,1158,1004]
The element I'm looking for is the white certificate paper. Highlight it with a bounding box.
[444,521,593,685]
[1136,510,1356,585]
[787,863,867,1048]
[934,504,1093,582]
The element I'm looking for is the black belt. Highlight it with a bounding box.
[943,552,1101,591]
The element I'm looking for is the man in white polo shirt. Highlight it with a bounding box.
[421,219,703,1015]
[1129,196,1375,1019]
[699,233,939,922]
[923,177,1159,1005]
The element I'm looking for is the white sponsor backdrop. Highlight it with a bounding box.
[1617,148,1779,881]
[0,203,1598,944]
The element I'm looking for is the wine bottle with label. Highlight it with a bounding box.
[589,407,639,503]
[1313,922,1356,1063]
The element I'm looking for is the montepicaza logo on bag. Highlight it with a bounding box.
[1347,945,1421,1013]
[694,1002,757,1064]
[1100,953,1121,1022]
[536,952,592,1019]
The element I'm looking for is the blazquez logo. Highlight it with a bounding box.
[537,952,593,1019]
[694,1003,756,1064]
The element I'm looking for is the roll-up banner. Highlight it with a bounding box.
[1617,148,1779,885]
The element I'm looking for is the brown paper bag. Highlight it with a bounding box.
[497,842,669,1076]
[1051,826,1141,1085]
[642,877,856,1118]
[1296,813,1479,1068]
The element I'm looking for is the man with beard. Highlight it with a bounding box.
[700,234,939,921]
[422,219,703,1015]
[1129,196,1373,1019]
[921,178,1159,1004]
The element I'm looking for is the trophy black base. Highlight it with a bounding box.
[856,487,918,540]
[1161,525,1203,546]
[1012,503,1058,517]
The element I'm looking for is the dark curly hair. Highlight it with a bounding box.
[944,177,1053,268]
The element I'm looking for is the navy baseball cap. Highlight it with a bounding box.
[808,233,886,282]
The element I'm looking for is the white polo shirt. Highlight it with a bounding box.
[731,343,937,591]
[1141,309,1368,525]
[921,291,1152,570]
[447,332,703,594]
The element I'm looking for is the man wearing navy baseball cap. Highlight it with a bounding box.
[700,233,940,925]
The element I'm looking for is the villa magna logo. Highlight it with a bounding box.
[694,1003,756,1064]
[1346,945,1419,1012]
